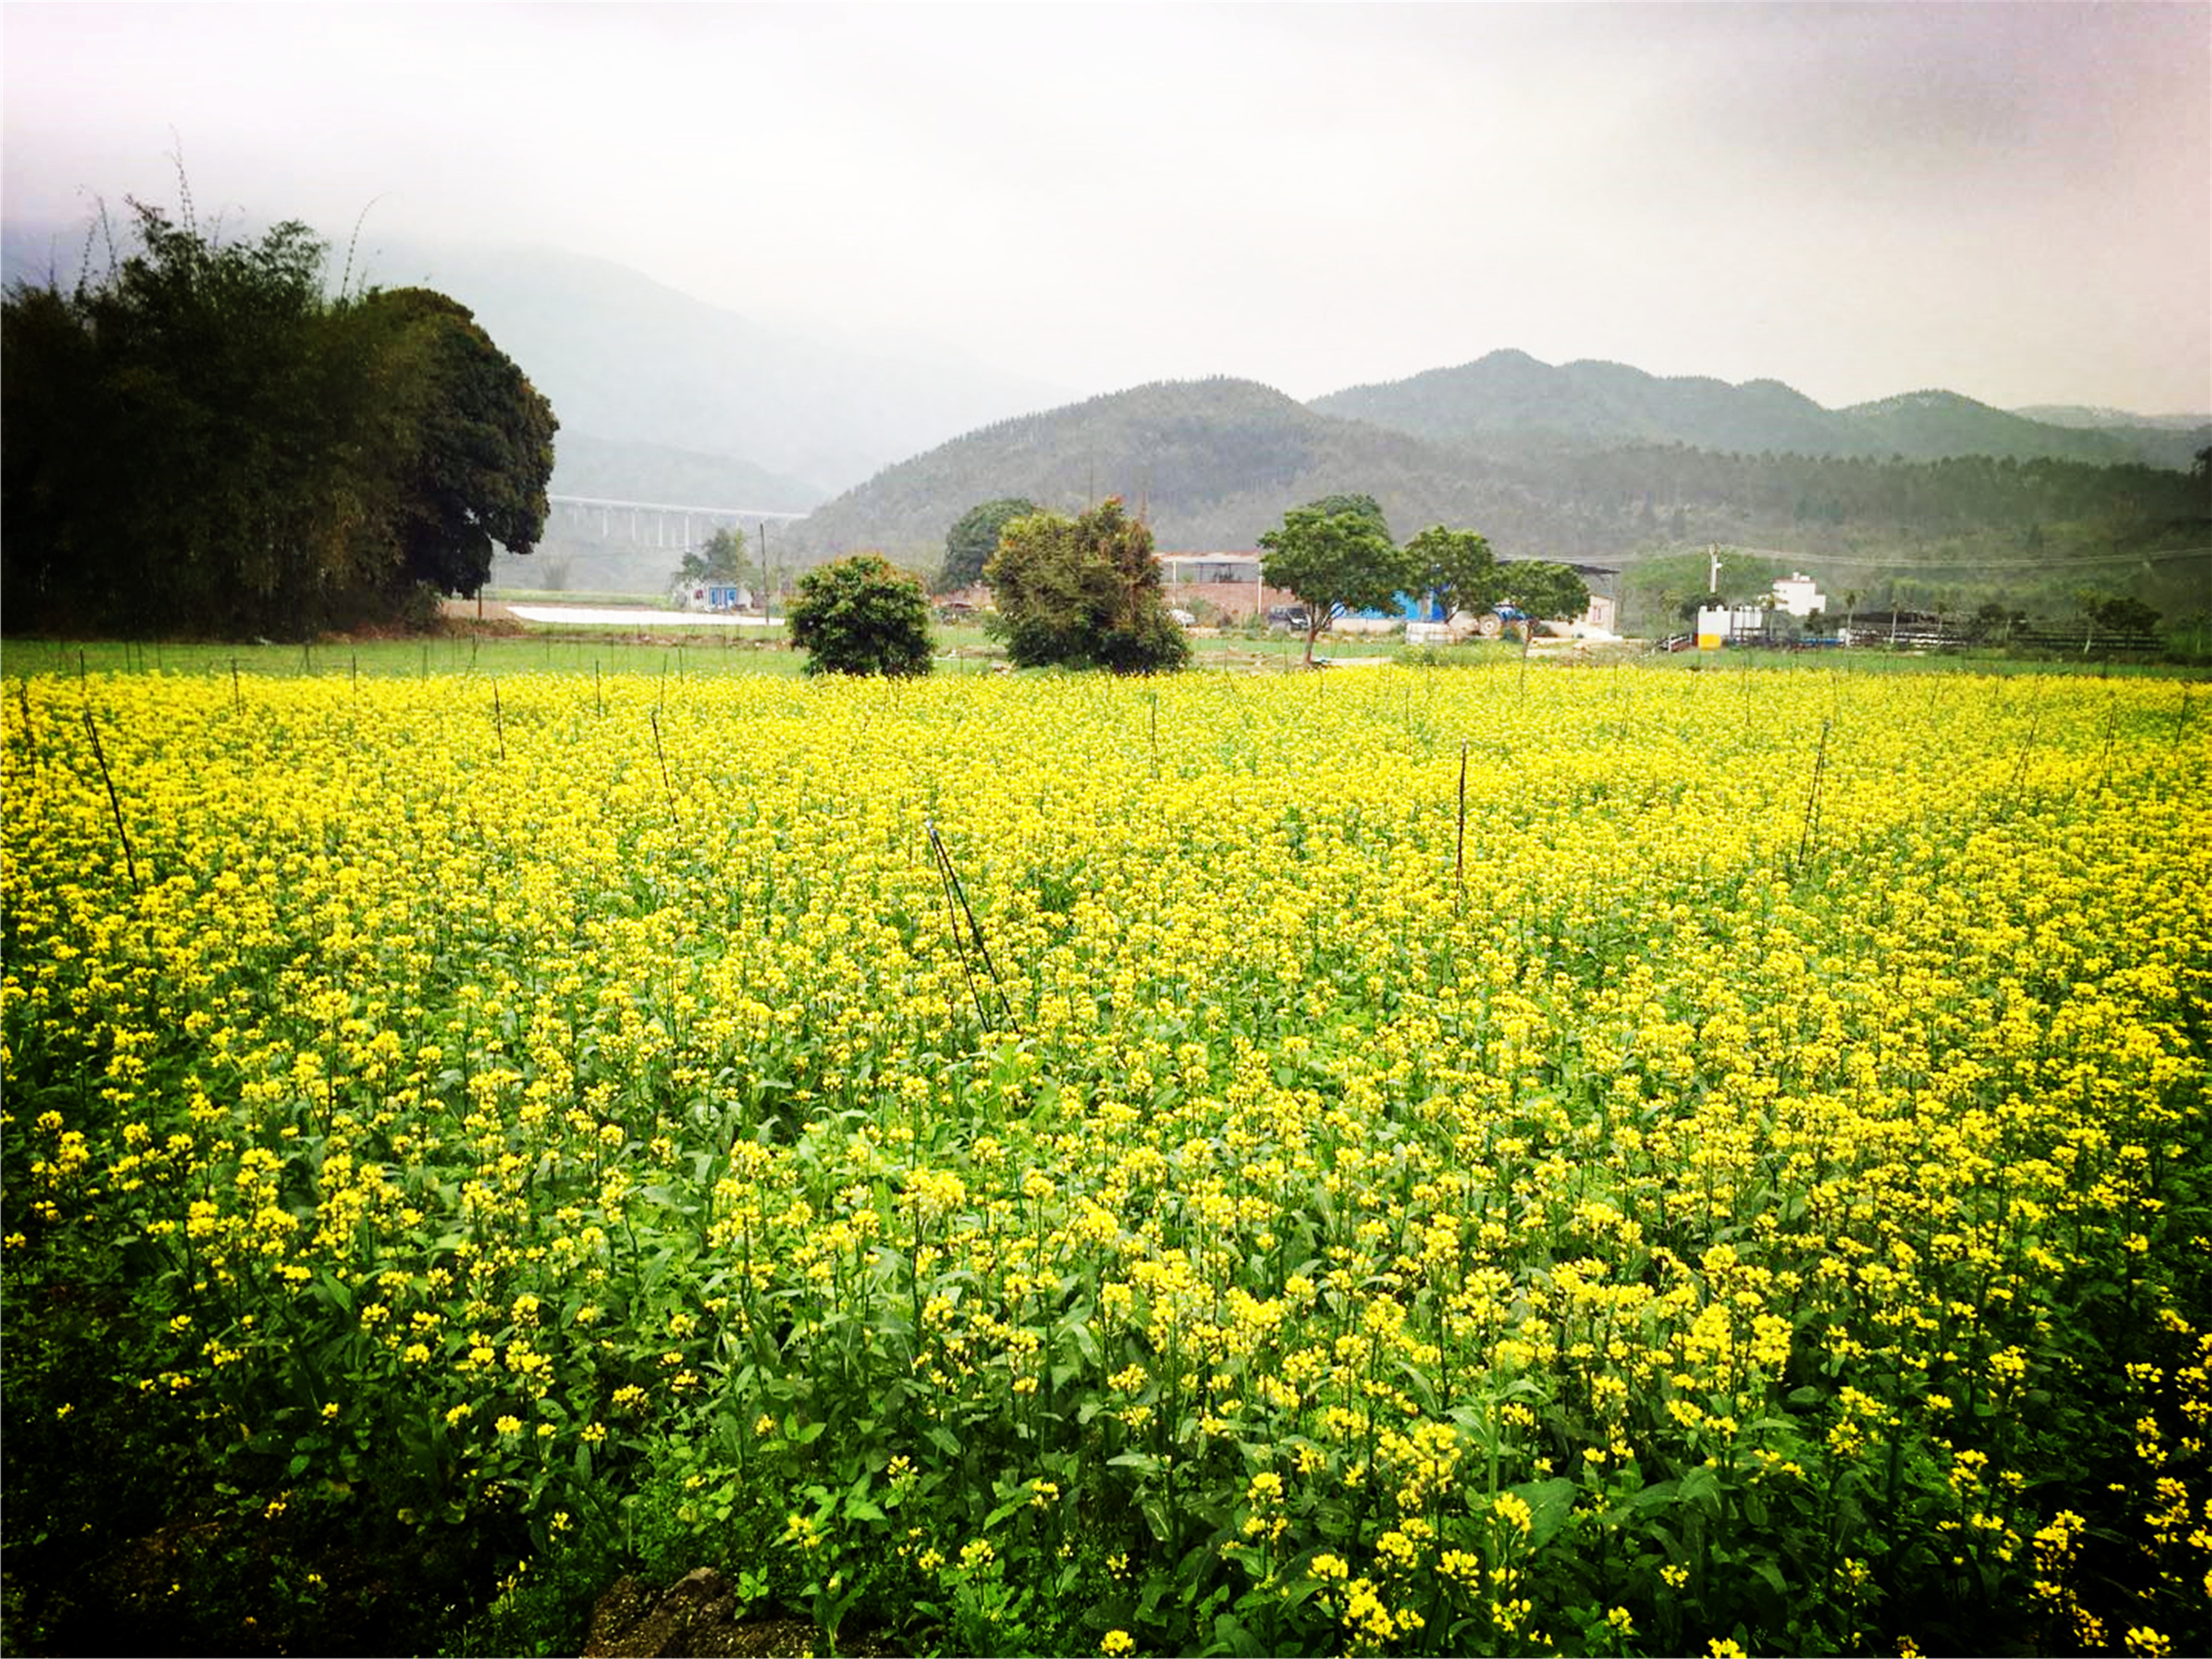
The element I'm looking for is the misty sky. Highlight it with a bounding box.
[4,1,2207,415]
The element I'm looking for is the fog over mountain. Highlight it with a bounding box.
[9,218,2203,602]
[1,220,1078,507]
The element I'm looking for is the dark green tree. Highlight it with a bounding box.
[3,206,366,632]
[984,498,1189,673]
[2081,591,2160,638]
[358,287,556,600]
[941,497,1037,592]
[675,526,756,589]
[1499,560,1592,623]
[1404,524,1499,623]
[1969,601,2027,644]
[1305,493,1393,540]
[1258,497,1407,665]
[0,196,555,636]
[786,553,935,676]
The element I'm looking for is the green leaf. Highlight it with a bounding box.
[1507,1475,1579,1547]
[1677,1463,1722,1515]
[1211,1611,1265,1656]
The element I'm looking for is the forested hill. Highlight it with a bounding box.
[779,377,1542,561]
[783,375,2209,573]
[1311,351,2209,471]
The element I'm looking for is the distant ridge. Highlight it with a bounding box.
[1312,351,2208,470]
[782,376,1528,561]
[7,210,2201,594]
[2013,404,2212,433]
[782,372,2208,585]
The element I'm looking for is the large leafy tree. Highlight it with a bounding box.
[1,197,555,636]
[1258,496,1408,665]
[786,552,934,676]
[675,526,757,589]
[2080,590,2160,638]
[358,288,556,600]
[1498,560,1592,623]
[1404,524,1499,622]
[984,498,1188,673]
[1292,493,1391,540]
[942,497,1038,592]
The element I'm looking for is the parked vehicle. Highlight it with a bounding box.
[1471,605,1530,639]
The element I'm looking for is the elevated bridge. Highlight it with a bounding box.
[547,494,809,550]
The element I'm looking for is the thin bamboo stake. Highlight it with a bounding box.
[82,708,140,892]
[650,708,678,829]
[927,818,1013,1031]
[1454,740,1469,894]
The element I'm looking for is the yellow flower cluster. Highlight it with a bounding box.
[4,660,2205,1654]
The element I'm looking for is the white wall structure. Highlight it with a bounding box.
[1771,572,1827,618]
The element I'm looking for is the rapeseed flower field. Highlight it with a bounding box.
[3,660,2206,1656]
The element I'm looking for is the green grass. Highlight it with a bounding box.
[8,627,2201,687]
[0,633,1014,682]
[0,622,1402,683]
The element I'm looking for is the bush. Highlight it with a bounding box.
[786,554,934,677]
[984,499,1190,674]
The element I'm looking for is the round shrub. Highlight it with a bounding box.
[786,553,935,677]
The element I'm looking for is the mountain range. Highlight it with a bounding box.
[784,364,2208,568]
[6,220,2204,588]
[1311,351,2206,471]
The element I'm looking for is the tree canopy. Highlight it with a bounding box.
[1404,524,1499,622]
[2080,591,2161,638]
[983,498,1190,674]
[1258,497,1408,664]
[1497,560,1592,623]
[675,527,756,590]
[941,497,1036,592]
[1,197,556,637]
[1303,492,1393,541]
[363,286,559,599]
[786,553,935,676]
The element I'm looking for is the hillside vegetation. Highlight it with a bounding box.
[783,377,2208,633]
[782,377,1535,563]
[1313,350,2209,470]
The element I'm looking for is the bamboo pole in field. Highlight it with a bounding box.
[82,709,139,893]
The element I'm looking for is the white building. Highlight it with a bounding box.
[669,581,753,613]
[1771,572,1827,618]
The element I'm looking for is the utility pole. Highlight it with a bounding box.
[759,521,773,626]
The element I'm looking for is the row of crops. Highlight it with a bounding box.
[3,661,2206,1655]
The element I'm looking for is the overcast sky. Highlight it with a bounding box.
[5,1,2207,415]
